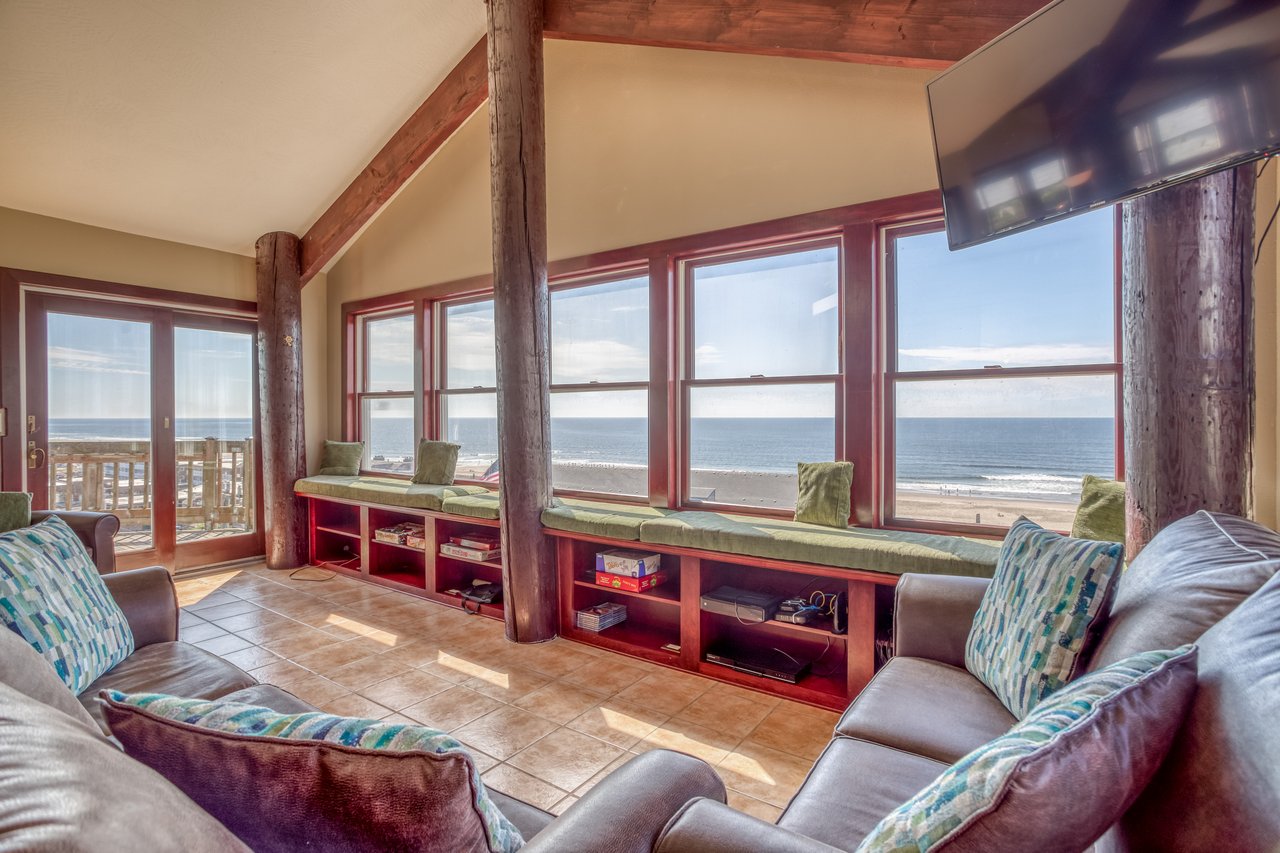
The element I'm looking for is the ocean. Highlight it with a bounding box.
[51,416,1114,503]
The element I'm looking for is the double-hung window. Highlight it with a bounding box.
[884,207,1121,532]
[357,311,415,474]
[681,241,842,510]
[439,298,499,481]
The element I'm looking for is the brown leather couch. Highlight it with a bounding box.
[1,514,725,851]
[33,509,122,574]
[657,510,1280,852]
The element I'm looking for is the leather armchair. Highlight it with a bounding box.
[657,800,842,853]
[891,574,990,668]
[102,566,179,647]
[31,510,120,574]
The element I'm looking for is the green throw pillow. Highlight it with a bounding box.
[966,517,1124,718]
[0,492,31,534]
[317,440,364,476]
[1072,474,1126,544]
[794,462,853,529]
[855,646,1198,852]
[412,439,461,485]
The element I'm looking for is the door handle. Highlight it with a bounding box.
[27,442,45,469]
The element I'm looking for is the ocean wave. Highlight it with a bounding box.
[978,473,1081,483]
[898,479,1080,501]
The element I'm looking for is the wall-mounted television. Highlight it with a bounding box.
[928,0,1280,250]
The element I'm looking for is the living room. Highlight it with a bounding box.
[1,1,1279,851]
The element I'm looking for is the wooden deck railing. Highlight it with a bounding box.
[48,438,255,533]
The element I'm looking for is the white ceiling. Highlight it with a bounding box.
[0,0,485,256]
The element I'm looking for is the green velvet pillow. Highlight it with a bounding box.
[411,439,461,485]
[0,492,32,534]
[794,462,853,529]
[1072,475,1126,544]
[317,441,364,476]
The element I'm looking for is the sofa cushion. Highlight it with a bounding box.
[296,475,489,511]
[855,646,1197,853]
[835,657,1015,765]
[0,515,135,694]
[777,737,950,851]
[318,440,364,476]
[0,682,250,852]
[794,461,853,529]
[78,641,256,733]
[1071,475,1125,543]
[966,518,1122,718]
[0,616,102,734]
[413,439,461,485]
[443,492,502,520]
[541,499,675,541]
[102,692,524,853]
[638,512,1000,577]
[0,491,31,535]
[1088,509,1280,670]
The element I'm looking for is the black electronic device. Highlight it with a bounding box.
[704,642,810,684]
[699,586,783,623]
[774,610,817,626]
[928,0,1280,249]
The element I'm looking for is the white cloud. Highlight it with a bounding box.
[552,340,648,382]
[898,343,1114,367]
[48,346,147,376]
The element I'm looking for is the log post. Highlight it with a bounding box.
[256,232,309,570]
[487,0,557,642]
[1122,166,1256,557]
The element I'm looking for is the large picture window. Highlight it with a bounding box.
[885,208,1121,531]
[357,311,415,474]
[682,242,841,510]
[440,299,498,480]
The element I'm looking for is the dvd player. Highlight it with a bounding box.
[704,642,810,684]
[699,586,783,623]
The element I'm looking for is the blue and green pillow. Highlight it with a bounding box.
[856,645,1198,852]
[101,692,523,853]
[0,515,133,693]
[966,517,1123,718]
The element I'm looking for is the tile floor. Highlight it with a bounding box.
[176,562,839,821]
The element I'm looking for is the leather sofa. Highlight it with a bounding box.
[32,509,121,574]
[657,510,1280,852]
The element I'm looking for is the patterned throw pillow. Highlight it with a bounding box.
[855,646,1198,853]
[966,517,1123,718]
[101,692,523,853]
[0,515,134,693]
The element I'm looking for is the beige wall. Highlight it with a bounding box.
[1256,164,1280,529]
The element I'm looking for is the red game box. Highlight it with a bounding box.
[594,570,667,593]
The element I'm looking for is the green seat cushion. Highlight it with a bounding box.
[638,511,1001,577]
[441,492,501,520]
[294,476,488,512]
[541,499,676,542]
[1072,475,1126,544]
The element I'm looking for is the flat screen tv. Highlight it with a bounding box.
[929,0,1280,250]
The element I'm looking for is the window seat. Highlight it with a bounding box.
[440,492,501,519]
[294,476,489,512]
[540,499,676,541]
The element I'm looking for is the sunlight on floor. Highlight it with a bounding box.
[324,614,398,646]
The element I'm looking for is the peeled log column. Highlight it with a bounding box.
[1123,166,1255,557]
[256,232,309,569]
[487,0,557,641]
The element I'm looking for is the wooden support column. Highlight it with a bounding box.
[1123,166,1256,557]
[256,232,309,570]
[487,0,557,642]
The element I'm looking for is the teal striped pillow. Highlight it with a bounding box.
[0,515,133,693]
[966,517,1123,718]
[105,692,523,853]
[855,646,1198,852]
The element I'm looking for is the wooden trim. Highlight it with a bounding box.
[0,271,23,490]
[2,267,255,315]
[843,222,877,527]
[151,311,178,568]
[299,38,489,284]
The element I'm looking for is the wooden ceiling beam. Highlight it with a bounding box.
[299,37,488,284]
[543,0,1049,69]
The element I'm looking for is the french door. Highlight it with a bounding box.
[25,294,263,572]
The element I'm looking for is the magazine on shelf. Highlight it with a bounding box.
[451,534,500,551]
[440,542,502,562]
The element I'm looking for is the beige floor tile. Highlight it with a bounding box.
[220,645,282,671]
[509,642,605,678]
[179,622,228,643]
[285,675,352,707]
[326,655,413,690]
[703,680,783,709]
[466,749,500,773]
[634,718,739,765]
[672,690,773,739]
[194,634,254,655]
[378,638,462,669]
[549,795,579,816]
[211,608,296,634]
[558,656,650,694]
[249,659,314,688]
[185,591,242,612]
[717,742,813,809]
[513,683,606,725]
[481,765,567,812]
[232,618,313,646]
[260,630,346,661]
[187,599,261,621]
[567,699,668,749]
[291,638,390,673]
[726,790,783,823]
[419,648,513,685]
[614,671,712,716]
[321,694,394,720]
[507,728,625,792]
[358,669,453,710]
[454,707,560,760]
[401,687,502,731]
[741,703,838,762]
[178,610,207,628]
[463,665,552,703]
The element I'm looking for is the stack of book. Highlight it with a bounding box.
[439,533,501,563]
[374,522,425,546]
[575,602,627,633]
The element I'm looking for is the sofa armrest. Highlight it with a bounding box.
[522,750,725,853]
[102,567,178,648]
[31,510,120,574]
[892,573,991,669]
[655,799,845,853]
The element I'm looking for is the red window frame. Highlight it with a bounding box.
[352,305,419,478]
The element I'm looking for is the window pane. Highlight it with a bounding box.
[894,375,1116,530]
[551,390,647,496]
[445,301,496,389]
[441,393,499,480]
[688,384,835,508]
[692,246,839,380]
[365,314,414,392]
[894,209,1115,372]
[551,276,649,384]
[361,396,414,474]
